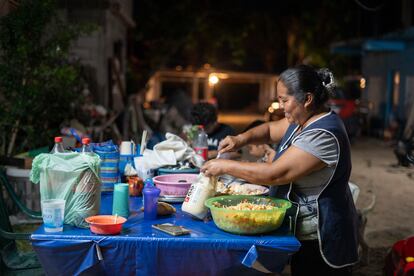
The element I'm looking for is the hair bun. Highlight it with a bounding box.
[317,68,335,91]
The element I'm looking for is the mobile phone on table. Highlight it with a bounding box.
[152,223,190,236]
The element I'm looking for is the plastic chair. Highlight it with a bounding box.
[348,182,360,204]
[0,167,43,275]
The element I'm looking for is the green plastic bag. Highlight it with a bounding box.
[30,152,101,228]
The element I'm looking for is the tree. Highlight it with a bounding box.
[0,0,92,155]
[130,0,394,89]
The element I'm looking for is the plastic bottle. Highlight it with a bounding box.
[50,137,65,153]
[80,137,93,154]
[182,173,216,220]
[142,178,160,220]
[193,125,208,162]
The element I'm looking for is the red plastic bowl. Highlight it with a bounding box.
[85,215,127,235]
[153,174,198,196]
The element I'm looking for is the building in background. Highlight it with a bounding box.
[331,0,414,139]
[146,68,278,114]
[332,27,414,139]
[64,0,135,110]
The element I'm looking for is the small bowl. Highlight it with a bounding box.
[85,215,127,235]
[157,167,199,175]
[153,174,198,197]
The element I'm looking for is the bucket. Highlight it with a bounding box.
[5,166,41,214]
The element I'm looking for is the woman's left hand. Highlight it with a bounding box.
[201,159,227,177]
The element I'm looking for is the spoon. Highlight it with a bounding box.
[114,214,118,224]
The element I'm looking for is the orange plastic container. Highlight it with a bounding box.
[85,215,127,235]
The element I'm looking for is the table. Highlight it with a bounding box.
[31,193,300,276]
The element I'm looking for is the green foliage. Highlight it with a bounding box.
[131,0,252,89]
[131,0,362,87]
[0,0,93,155]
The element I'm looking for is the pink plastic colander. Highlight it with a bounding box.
[153,174,198,197]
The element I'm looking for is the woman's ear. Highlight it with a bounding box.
[304,92,314,108]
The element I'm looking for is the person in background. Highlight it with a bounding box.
[243,120,276,163]
[190,102,235,159]
[158,89,192,136]
[201,65,358,275]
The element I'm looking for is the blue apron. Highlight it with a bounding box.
[271,112,359,268]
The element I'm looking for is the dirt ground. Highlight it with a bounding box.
[350,137,414,275]
[280,137,414,275]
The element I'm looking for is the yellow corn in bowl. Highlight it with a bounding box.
[205,195,291,235]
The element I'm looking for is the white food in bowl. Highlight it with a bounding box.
[215,181,269,196]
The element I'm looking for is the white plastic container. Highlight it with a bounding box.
[120,141,135,155]
[41,199,66,232]
[181,174,216,219]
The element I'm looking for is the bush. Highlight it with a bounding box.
[0,0,93,155]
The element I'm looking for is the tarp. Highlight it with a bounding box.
[31,193,300,276]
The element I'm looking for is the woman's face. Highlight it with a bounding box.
[277,81,307,125]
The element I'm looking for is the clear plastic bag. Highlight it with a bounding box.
[30,152,101,228]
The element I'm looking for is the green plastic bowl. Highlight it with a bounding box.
[205,195,291,235]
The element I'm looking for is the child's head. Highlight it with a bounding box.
[243,120,275,162]
[190,102,218,134]
[247,144,268,158]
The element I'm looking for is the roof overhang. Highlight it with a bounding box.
[331,39,406,56]
[363,40,405,51]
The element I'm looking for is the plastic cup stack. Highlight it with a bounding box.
[112,183,130,218]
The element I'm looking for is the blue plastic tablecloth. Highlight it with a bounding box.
[31,193,300,276]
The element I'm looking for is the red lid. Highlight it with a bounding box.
[199,125,204,129]
[82,137,91,145]
[54,137,63,143]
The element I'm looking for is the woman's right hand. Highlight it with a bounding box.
[218,135,244,154]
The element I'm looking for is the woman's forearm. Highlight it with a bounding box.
[238,123,273,146]
[241,119,289,146]
[220,160,287,186]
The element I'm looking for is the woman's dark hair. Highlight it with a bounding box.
[191,102,217,126]
[278,65,335,110]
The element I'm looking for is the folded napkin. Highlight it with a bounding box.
[135,133,204,170]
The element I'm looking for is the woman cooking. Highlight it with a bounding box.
[201,65,359,275]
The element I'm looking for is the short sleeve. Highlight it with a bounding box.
[292,130,338,166]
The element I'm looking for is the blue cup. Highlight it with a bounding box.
[112,183,129,218]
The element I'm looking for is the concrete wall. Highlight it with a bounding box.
[65,1,132,109]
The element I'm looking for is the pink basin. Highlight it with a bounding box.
[153,174,198,197]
